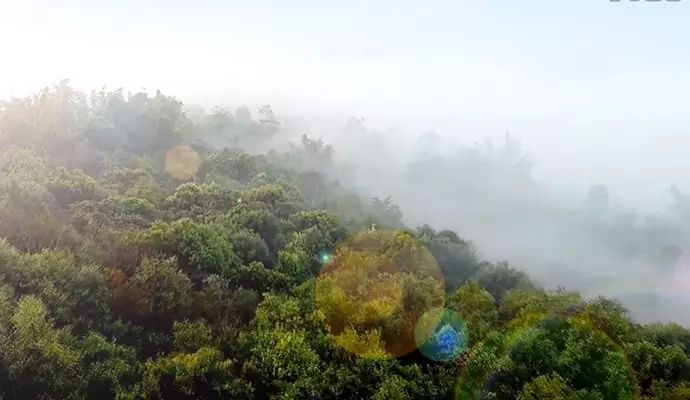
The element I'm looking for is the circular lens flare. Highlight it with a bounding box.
[415,307,467,362]
[315,230,445,358]
[319,250,331,264]
[165,145,200,181]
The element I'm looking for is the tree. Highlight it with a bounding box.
[163,182,232,219]
[501,288,581,322]
[518,374,593,400]
[18,249,111,333]
[173,320,214,353]
[1,296,85,399]
[103,166,164,203]
[461,316,636,400]
[230,230,272,266]
[247,328,320,398]
[115,257,192,332]
[1,82,689,400]
[125,347,252,399]
[475,261,535,300]
[0,80,88,156]
[80,332,139,398]
[418,226,479,290]
[46,166,101,207]
[447,281,498,343]
[200,150,258,184]
[142,219,239,279]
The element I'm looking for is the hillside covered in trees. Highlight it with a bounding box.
[1,82,690,399]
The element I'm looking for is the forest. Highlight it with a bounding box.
[0,81,690,399]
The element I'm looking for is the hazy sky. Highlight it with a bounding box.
[2,0,690,210]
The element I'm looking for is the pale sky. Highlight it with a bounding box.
[1,0,690,210]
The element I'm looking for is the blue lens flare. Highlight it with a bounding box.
[416,308,467,362]
[319,251,331,264]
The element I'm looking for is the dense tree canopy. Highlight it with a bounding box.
[0,82,687,399]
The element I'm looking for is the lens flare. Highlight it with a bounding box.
[315,230,445,358]
[319,250,331,264]
[165,145,200,181]
[414,307,467,362]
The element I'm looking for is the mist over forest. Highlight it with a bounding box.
[4,0,690,398]
[3,81,690,399]
[182,93,690,326]
[7,79,690,323]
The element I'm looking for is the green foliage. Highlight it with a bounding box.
[0,152,82,252]
[243,183,302,218]
[418,225,479,290]
[230,261,292,293]
[475,261,535,300]
[118,196,157,219]
[17,249,111,332]
[193,275,260,327]
[0,81,88,155]
[372,376,408,400]
[103,167,164,203]
[47,166,101,207]
[173,320,214,353]
[626,341,690,396]
[1,83,689,400]
[2,296,85,399]
[518,374,594,400]
[247,328,320,396]
[125,257,192,319]
[126,347,252,399]
[579,297,634,345]
[80,332,139,398]
[85,89,188,155]
[463,316,637,400]
[143,219,239,278]
[230,201,283,253]
[369,196,404,228]
[447,281,498,342]
[501,288,582,321]
[289,210,346,244]
[230,230,272,266]
[277,235,311,280]
[200,149,258,184]
[640,323,690,354]
[252,293,311,332]
[163,182,232,218]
